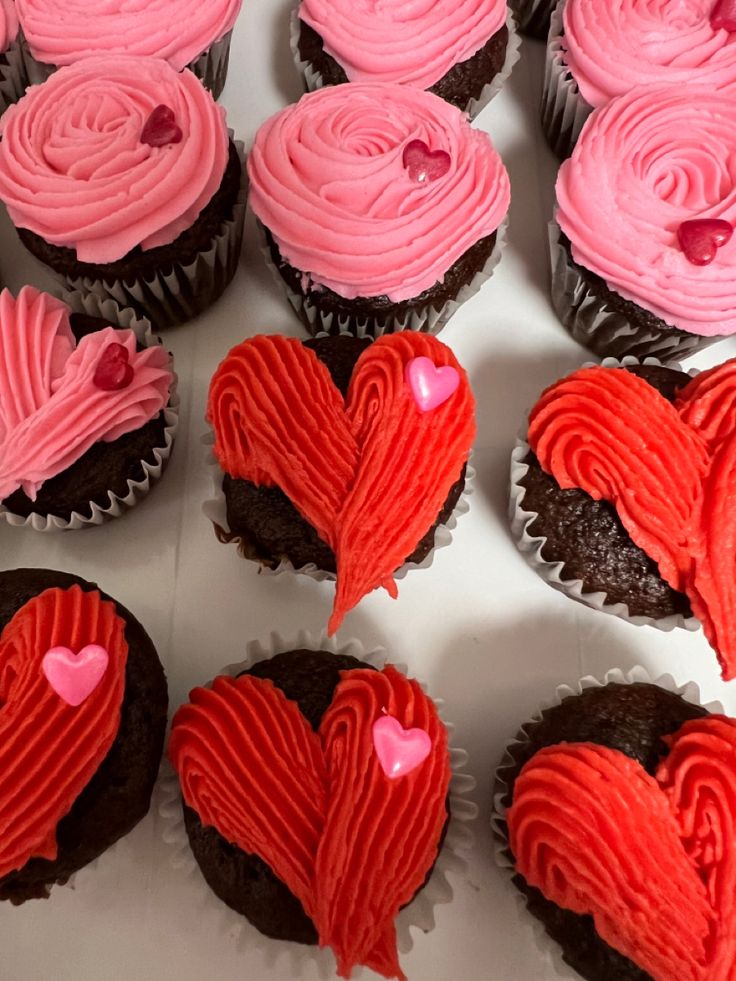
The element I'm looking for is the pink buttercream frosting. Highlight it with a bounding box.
[557,86,736,337]
[15,0,241,71]
[0,56,228,264]
[299,0,507,89]
[0,286,172,500]
[248,82,510,302]
[562,0,736,109]
[0,0,18,52]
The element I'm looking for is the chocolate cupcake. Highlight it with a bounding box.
[248,82,509,337]
[510,357,736,677]
[509,0,557,39]
[493,669,729,981]
[0,285,177,531]
[205,332,475,634]
[291,0,519,119]
[0,0,26,115]
[0,567,168,904]
[15,0,241,98]
[551,86,736,360]
[0,56,246,328]
[165,635,474,979]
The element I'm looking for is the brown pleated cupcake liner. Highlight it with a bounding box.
[549,219,728,361]
[0,291,179,532]
[509,353,701,633]
[540,1,591,159]
[509,0,558,40]
[0,37,29,115]
[257,218,508,338]
[159,630,476,976]
[491,667,723,979]
[45,136,247,330]
[289,10,521,121]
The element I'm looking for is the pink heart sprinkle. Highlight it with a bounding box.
[712,0,736,31]
[93,342,134,391]
[141,104,183,147]
[42,645,109,707]
[402,139,451,184]
[677,218,733,266]
[372,715,431,780]
[405,356,460,413]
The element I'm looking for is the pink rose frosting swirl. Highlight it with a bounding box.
[15,0,241,71]
[299,0,507,89]
[0,0,18,52]
[562,0,736,108]
[248,83,510,302]
[0,56,228,264]
[557,86,736,337]
[0,286,173,501]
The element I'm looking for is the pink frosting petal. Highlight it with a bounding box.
[0,0,18,51]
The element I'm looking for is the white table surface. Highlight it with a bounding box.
[3,9,736,981]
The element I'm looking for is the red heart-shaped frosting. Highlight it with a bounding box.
[140,104,183,148]
[678,218,733,266]
[528,362,736,678]
[712,0,736,32]
[402,139,451,184]
[93,343,134,391]
[508,716,736,980]
[0,587,127,878]
[207,334,475,633]
[169,665,450,981]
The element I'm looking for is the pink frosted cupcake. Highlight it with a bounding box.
[15,0,241,98]
[0,56,246,328]
[249,82,510,337]
[292,0,518,118]
[0,0,26,115]
[544,0,736,157]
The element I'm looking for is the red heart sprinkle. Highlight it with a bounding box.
[93,343,134,391]
[677,218,733,266]
[140,104,183,147]
[711,0,736,31]
[402,139,451,184]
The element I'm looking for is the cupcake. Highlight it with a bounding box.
[509,0,557,39]
[0,56,246,328]
[0,0,26,115]
[0,285,177,531]
[15,0,241,98]
[551,86,736,360]
[494,671,731,981]
[248,82,510,337]
[168,643,462,979]
[292,0,519,119]
[543,0,736,158]
[206,332,476,634]
[0,567,168,904]
[510,357,736,678]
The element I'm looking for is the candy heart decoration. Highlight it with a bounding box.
[169,665,450,981]
[711,0,736,32]
[42,644,109,707]
[528,362,736,678]
[140,104,183,147]
[372,715,432,778]
[678,218,733,266]
[93,343,134,392]
[0,586,127,878]
[207,333,475,634]
[406,357,460,413]
[508,716,736,980]
[402,139,451,184]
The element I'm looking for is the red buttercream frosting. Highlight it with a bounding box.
[206,333,476,633]
[169,664,450,980]
[527,362,736,679]
[507,715,736,980]
[0,586,128,878]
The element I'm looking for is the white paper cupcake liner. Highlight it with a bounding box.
[159,630,476,976]
[0,37,28,115]
[509,354,701,633]
[509,0,558,39]
[37,135,247,331]
[549,219,728,361]
[491,666,724,980]
[258,217,508,338]
[540,1,591,160]
[0,291,180,532]
[290,10,520,121]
